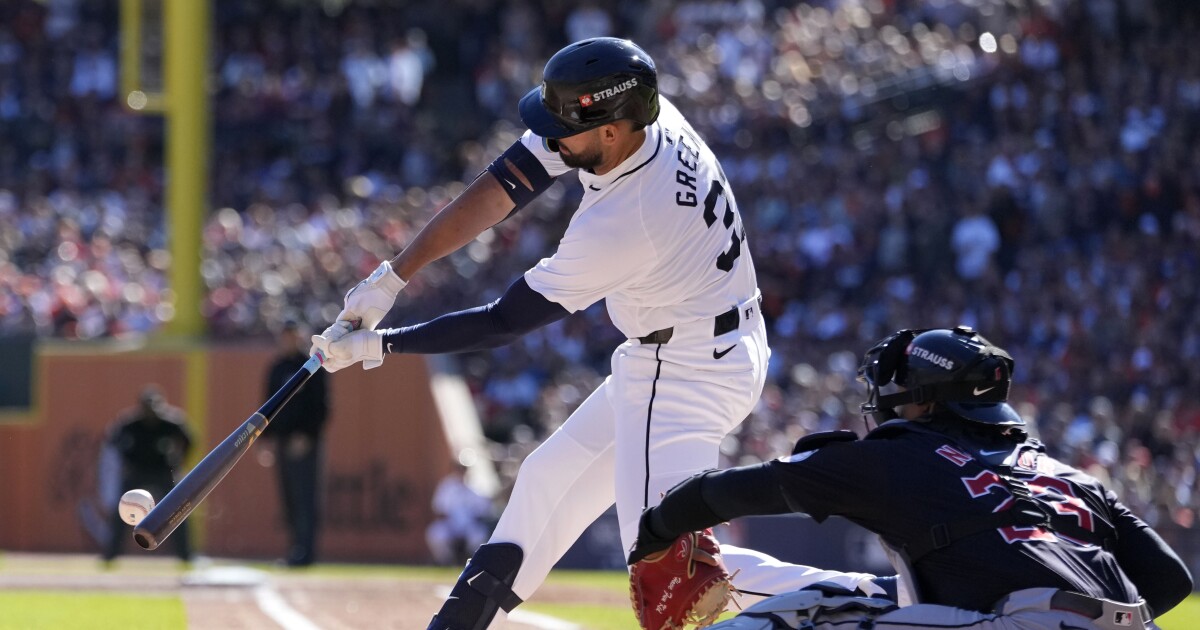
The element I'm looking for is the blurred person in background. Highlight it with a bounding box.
[102,385,192,565]
[426,462,494,566]
[263,319,329,567]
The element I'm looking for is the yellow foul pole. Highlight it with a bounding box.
[161,0,211,550]
[163,0,209,338]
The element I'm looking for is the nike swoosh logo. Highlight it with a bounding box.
[386,342,394,353]
[979,449,1010,456]
[713,344,737,359]
[466,571,483,586]
[973,386,996,396]
[502,177,516,189]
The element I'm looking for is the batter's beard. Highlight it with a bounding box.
[560,146,603,170]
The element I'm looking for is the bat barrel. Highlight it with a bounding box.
[132,412,267,549]
[132,355,322,550]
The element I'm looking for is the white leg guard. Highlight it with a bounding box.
[720,544,879,607]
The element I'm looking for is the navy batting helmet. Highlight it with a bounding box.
[858,325,1022,427]
[518,37,660,139]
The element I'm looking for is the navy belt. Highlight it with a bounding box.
[636,298,756,345]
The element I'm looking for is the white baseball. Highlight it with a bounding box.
[118,489,155,526]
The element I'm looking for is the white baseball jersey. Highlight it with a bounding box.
[521,97,758,337]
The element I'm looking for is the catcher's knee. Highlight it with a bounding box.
[427,543,524,630]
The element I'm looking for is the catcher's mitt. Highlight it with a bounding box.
[629,529,735,629]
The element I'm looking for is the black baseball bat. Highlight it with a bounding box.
[133,354,323,550]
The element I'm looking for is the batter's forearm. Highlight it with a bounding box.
[390,174,515,281]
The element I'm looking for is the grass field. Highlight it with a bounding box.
[1160,596,1200,629]
[0,592,185,630]
[0,556,1196,629]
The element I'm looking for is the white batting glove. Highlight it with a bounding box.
[319,320,356,343]
[310,321,348,367]
[309,320,353,369]
[311,329,385,373]
[338,260,407,331]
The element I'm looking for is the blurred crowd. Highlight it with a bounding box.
[2,0,1199,538]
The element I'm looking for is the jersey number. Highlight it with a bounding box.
[962,471,1096,545]
[701,180,744,272]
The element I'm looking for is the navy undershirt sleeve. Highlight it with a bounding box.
[380,277,569,355]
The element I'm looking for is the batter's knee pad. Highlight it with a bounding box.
[427,543,524,630]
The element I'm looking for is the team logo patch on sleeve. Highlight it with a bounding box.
[935,445,973,467]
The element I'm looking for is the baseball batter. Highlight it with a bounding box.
[311,38,878,629]
[629,327,1192,629]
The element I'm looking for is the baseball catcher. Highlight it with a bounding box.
[628,326,1192,629]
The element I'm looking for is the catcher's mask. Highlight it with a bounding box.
[857,325,1022,429]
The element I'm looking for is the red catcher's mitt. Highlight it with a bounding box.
[629,529,735,629]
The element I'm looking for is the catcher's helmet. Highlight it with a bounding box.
[858,325,1022,427]
[518,37,660,139]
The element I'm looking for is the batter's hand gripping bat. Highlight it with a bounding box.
[133,353,323,550]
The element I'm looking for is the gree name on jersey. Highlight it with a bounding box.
[674,136,701,207]
[909,347,955,370]
[590,77,638,103]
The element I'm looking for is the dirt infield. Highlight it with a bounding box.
[0,553,629,629]
[182,576,477,630]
